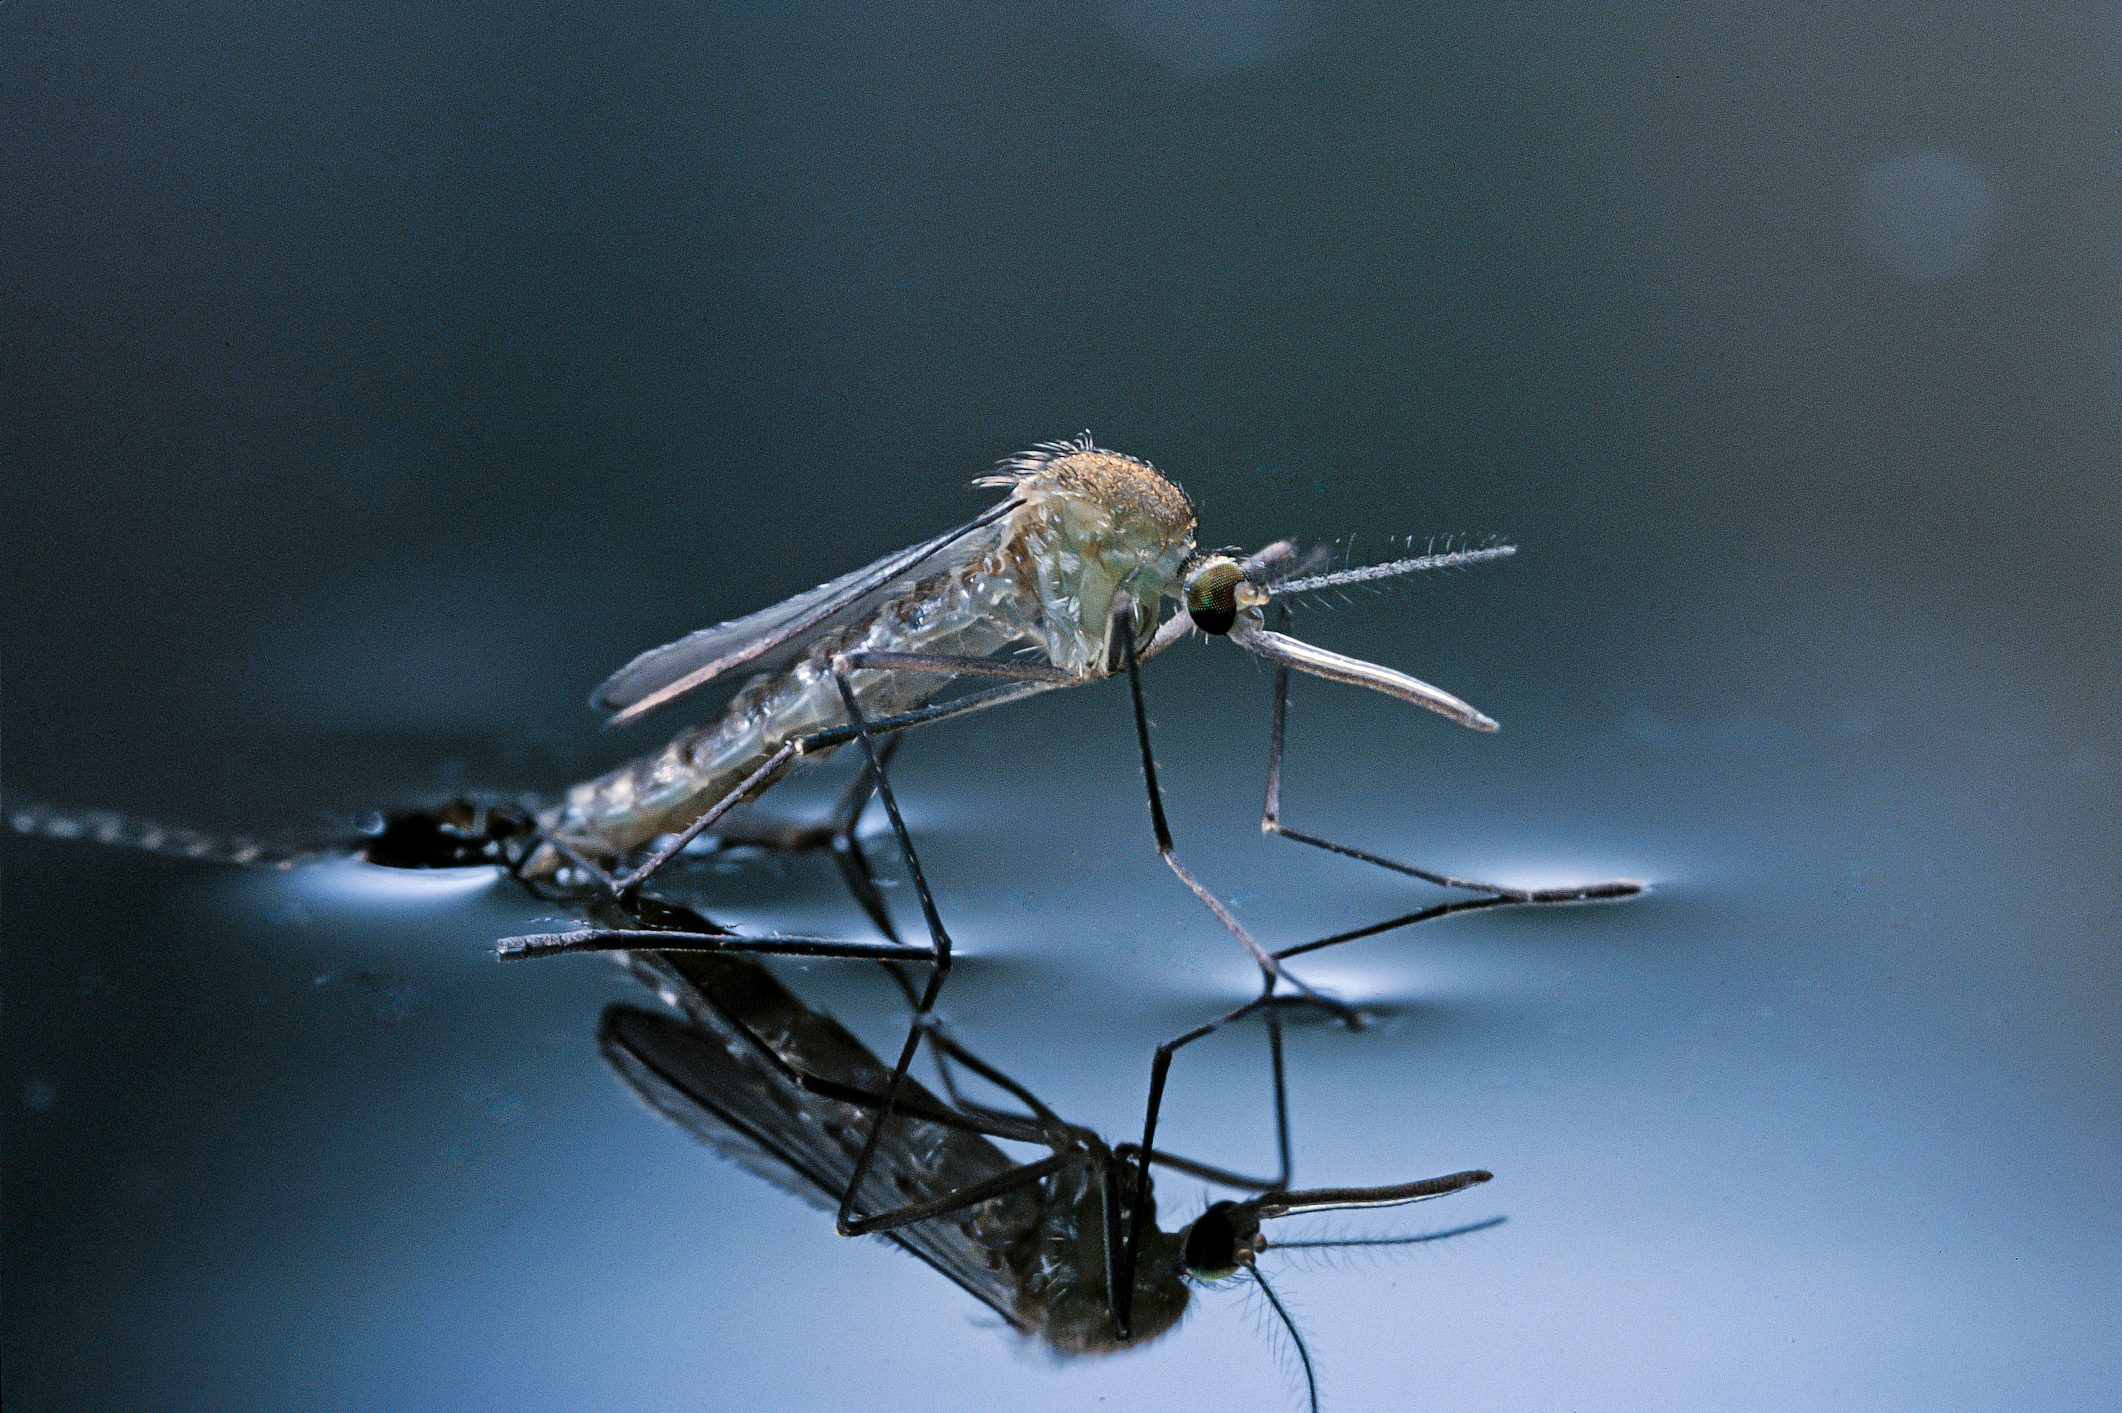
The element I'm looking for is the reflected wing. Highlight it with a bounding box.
[600,1004,1029,1330]
[594,498,1018,726]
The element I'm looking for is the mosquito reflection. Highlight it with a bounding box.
[11,435,1641,1356]
[595,914,1498,1410]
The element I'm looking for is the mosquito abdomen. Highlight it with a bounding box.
[538,553,1039,868]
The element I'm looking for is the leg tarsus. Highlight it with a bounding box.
[1268,821,1642,902]
[1113,605,1350,1017]
[1261,602,1642,904]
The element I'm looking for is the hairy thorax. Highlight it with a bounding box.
[540,439,1198,866]
[996,447,1197,674]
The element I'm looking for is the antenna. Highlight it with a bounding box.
[1271,537,1516,598]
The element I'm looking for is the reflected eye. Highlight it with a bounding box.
[1184,558,1246,635]
[1182,1202,1240,1280]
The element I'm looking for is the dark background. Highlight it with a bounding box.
[5,4,2116,1409]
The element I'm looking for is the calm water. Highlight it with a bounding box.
[5,5,2117,1410]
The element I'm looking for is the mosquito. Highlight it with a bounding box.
[488,433,1635,1216]
[598,929,1504,1412]
[10,433,1637,1285]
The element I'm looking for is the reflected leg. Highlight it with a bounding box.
[1111,989,1301,1337]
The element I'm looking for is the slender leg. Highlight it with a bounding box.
[1261,603,1641,903]
[612,744,802,896]
[1114,610,1359,1021]
[822,662,964,1239]
[819,753,1060,1130]
[918,1022,1066,1129]
[837,650,1078,685]
[823,735,911,949]
[1273,895,1525,963]
[1112,991,1281,1337]
[795,676,1067,753]
[685,732,903,855]
[841,1152,1075,1238]
[508,659,974,1237]
[496,927,931,961]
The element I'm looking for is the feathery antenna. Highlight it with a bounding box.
[1272,1215,1508,1252]
[1271,535,1516,598]
[1252,1268,1318,1413]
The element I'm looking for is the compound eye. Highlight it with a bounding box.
[1184,558,1245,635]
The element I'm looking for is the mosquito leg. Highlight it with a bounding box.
[820,753,1049,1128]
[1113,609,1360,1024]
[821,662,966,1239]
[919,1023,1066,1129]
[1272,895,1524,964]
[1260,603,1642,903]
[690,732,909,857]
[1265,1001,1294,1186]
[609,744,804,895]
[510,822,625,894]
[795,676,1071,753]
[1112,992,1301,1197]
[839,1152,1074,1239]
[837,651,1079,684]
[825,735,913,957]
[1110,992,1277,1338]
[495,927,932,961]
[814,740,1038,1129]
[831,732,900,842]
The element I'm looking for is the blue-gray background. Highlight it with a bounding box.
[5,4,2116,1410]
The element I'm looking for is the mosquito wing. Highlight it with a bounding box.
[600,1003,1031,1331]
[594,497,1018,726]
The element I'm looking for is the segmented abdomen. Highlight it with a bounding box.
[540,552,1036,866]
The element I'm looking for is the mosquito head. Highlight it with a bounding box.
[1189,543,1505,732]
[1180,1198,1267,1281]
[1171,1171,1495,1413]
[1182,554,1270,636]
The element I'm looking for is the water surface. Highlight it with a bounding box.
[5,5,2116,1410]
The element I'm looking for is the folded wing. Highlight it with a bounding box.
[594,498,1018,726]
[599,999,1029,1330]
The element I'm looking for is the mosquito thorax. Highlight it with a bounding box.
[1183,556,1268,636]
[1018,1162,1190,1353]
[984,438,1199,673]
[1181,1199,1264,1281]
